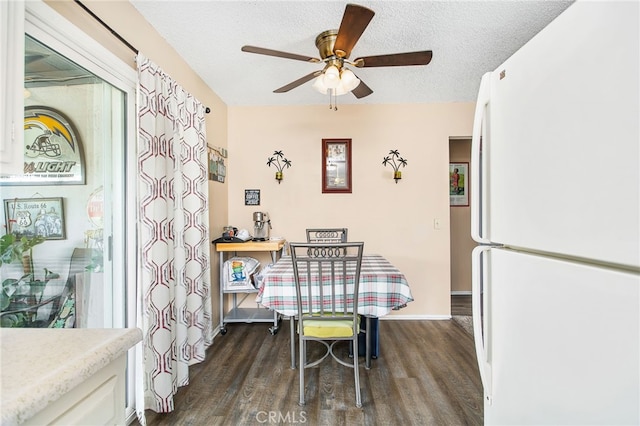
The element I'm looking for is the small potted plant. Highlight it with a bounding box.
[267,150,292,184]
[382,149,408,183]
[0,234,60,327]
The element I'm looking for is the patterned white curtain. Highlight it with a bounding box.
[135,53,212,420]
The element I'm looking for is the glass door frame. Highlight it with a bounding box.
[25,1,138,419]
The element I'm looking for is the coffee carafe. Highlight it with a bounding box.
[253,211,271,241]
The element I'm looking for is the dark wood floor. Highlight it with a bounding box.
[451,294,472,316]
[139,295,481,426]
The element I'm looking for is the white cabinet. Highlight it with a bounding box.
[0,328,141,425]
[25,355,126,426]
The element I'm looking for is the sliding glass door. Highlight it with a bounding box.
[1,0,137,418]
[1,32,132,329]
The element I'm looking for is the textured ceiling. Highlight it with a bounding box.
[130,0,574,107]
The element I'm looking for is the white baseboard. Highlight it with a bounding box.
[451,290,472,295]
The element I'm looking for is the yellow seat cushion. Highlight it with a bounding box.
[302,315,360,338]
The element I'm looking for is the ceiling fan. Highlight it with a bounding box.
[241,3,432,101]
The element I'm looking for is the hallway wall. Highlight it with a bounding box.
[449,139,476,293]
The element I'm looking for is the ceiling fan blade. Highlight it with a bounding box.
[333,4,375,59]
[274,70,323,93]
[351,78,373,99]
[354,51,433,68]
[241,45,321,63]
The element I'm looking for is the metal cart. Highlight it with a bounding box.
[214,239,285,335]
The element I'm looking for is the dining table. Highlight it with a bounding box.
[256,253,414,369]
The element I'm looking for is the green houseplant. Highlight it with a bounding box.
[0,234,60,327]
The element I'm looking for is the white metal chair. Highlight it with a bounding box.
[289,241,364,407]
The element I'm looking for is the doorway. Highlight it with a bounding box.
[449,138,476,299]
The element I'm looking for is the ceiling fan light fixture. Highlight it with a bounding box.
[340,69,360,92]
[312,76,328,94]
[333,83,349,96]
[323,65,340,88]
[313,68,361,97]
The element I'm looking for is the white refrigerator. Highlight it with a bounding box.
[470,1,639,424]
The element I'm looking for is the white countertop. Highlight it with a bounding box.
[0,328,142,425]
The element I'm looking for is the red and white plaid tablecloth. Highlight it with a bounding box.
[256,254,414,317]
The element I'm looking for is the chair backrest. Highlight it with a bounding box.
[305,228,348,243]
[289,242,364,322]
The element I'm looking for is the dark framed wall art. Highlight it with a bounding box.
[449,162,469,207]
[244,189,260,206]
[322,138,352,193]
[4,197,66,239]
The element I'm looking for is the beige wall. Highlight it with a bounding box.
[228,103,475,317]
[449,139,477,293]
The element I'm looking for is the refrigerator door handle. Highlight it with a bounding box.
[472,245,493,404]
[471,72,491,244]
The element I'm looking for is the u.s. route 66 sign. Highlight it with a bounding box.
[0,106,85,185]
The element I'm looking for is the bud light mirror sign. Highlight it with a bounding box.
[0,107,85,185]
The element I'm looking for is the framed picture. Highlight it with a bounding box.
[0,107,85,186]
[4,197,66,240]
[208,145,227,183]
[449,162,469,207]
[245,189,260,206]
[322,139,352,193]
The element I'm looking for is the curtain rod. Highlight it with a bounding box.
[73,0,211,114]
[74,0,138,54]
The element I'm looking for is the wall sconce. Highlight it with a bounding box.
[266,150,292,184]
[382,149,408,183]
